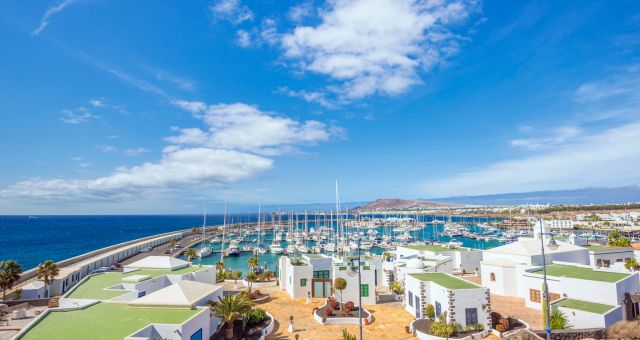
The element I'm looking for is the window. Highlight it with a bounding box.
[549,293,561,302]
[435,301,442,316]
[530,289,541,303]
[360,284,369,297]
[313,270,330,278]
[408,291,414,306]
[603,260,611,268]
[596,259,603,267]
[490,273,496,282]
[190,329,202,340]
[300,278,307,287]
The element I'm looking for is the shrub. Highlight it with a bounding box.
[342,329,357,340]
[390,281,404,295]
[499,318,510,331]
[490,311,502,328]
[438,311,448,323]
[475,323,485,331]
[550,309,572,330]
[244,308,267,325]
[430,321,455,338]
[507,316,518,328]
[343,301,355,314]
[426,304,435,320]
[326,306,334,317]
[496,323,507,332]
[328,297,340,310]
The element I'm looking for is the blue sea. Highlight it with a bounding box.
[0,214,503,272]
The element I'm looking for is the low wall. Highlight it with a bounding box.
[532,328,607,340]
[313,301,373,325]
[243,280,278,288]
[259,312,275,340]
[411,319,489,340]
[11,300,100,339]
[1,298,50,307]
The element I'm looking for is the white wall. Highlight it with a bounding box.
[333,265,376,305]
[283,258,312,299]
[179,308,211,340]
[590,250,634,269]
[480,263,516,296]
[555,305,621,329]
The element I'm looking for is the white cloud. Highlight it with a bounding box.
[3,101,338,202]
[124,147,150,156]
[236,29,251,47]
[95,145,116,153]
[152,69,196,91]
[281,0,478,99]
[210,0,254,24]
[424,121,640,197]
[288,2,313,23]
[510,126,582,150]
[277,86,335,108]
[32,0,75,36]
[60,107,99,124]
[168,101,342,155]
[1,148,273,201]
[89,98,105,107]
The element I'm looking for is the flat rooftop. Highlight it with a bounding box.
[553,298,615,314]
[19,302,199,340]
[529,264,630,283]
[402,245,469,252]
[409,273,478,289]
[67,267,205,300]
[583,245,632,252]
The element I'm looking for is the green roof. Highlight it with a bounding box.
[402,245,469,252]
[529,264,630,283]
[67,267,205,300]
[553,298,615,314]
[19,302,200,340]
[583,245,632,252]
[409,273,478,289]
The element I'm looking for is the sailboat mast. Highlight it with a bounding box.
[220,196,227,263]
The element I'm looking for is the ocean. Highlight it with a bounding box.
[0,214,503,272]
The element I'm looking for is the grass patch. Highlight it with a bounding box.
[553,298,615,314]
[583,245,631,252]
[409,273,478,289]
[529,264,629,283]
[67,267,205,300]
[20,302,200,340]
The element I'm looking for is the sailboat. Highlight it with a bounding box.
[198,202,213,258]
[256,202,267,255]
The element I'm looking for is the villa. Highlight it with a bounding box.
[404,272,491,326]
[15,256,222,340]
[278,253,382,305]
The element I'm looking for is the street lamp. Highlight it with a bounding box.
[538,218,558,340]
[348,239,363,340]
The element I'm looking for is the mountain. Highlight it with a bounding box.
[354,198,461,211]
[428,186,640,206]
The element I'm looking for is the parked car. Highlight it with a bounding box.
[90,267,109,274]
[139,246,152,253]
[164,249,172,254]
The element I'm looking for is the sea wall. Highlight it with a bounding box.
[532,328,607,340]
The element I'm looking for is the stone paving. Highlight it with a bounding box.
[257,286,416,340]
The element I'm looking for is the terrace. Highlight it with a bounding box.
[19,302,200,340]
[409,273,478,289]
[553,298,615,314]
[528,264,630,283]
[67,267,205,300]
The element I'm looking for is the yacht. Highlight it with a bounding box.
[286,244,297,254]
[324,243,336,252]
[295,241,309,253]
[210,236,222,244]
[447,239,463,248]
[270,242,284,254]
[359,240,373,250]
[198,246,213,258]
[227,241,240,256]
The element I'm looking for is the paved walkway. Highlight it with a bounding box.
[0,306,47,340]
[489,295,543,330]
[256,286,416,340]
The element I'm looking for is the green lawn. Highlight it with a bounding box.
[583,245,631,252]
[409,273,478,289]
[67,267,207,300]
[553,298,615,314]
[529,264,629,282]
[20,302,200,340]
[402,245,469,252]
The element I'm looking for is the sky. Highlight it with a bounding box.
[0,0,639,214]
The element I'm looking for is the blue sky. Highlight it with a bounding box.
[0,0,639,213]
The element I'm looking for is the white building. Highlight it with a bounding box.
[278,253,381,305]
[395,245,483,274]
[404,273,490,327]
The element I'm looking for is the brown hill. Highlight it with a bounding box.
[355,198,461,211]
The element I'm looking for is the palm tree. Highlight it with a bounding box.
[184,248,197,262]
[246,272,257,293]
[37,260,59,298]
[232,271,242,289]
[625,258,638,271]
[215,261,226,282]
[168,238,177,249]
[210,294,253,339]
[0,260,23,301]
[248,256,259,272]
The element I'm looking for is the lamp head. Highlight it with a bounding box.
[547,237,559,250]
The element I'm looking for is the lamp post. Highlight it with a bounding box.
[538,218,558,340]
[348,239,364,340]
